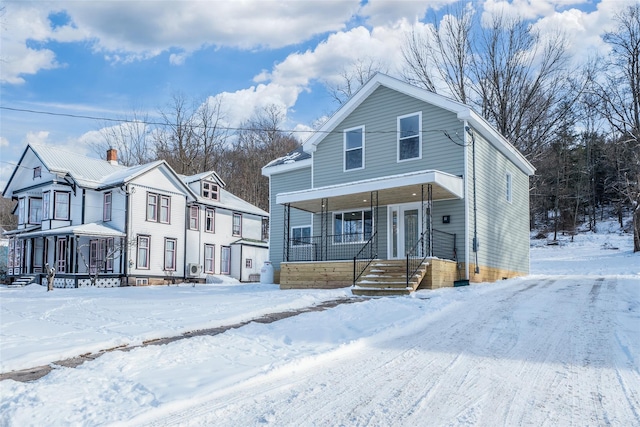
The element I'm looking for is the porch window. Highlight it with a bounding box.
[204,244,215,273]
[43,192,50,220]
[103,192,112,222]
[137,235,150,269]
[334,210,372,243]
[291,226,311,245]
[344,126,364,171]
[147,193,158,222]
[29,198,42,224]
[164,238,176,271]
[189,206,199,230]
[205,208,215,233]
[105,238,114,272]
[90,239,103,274]
[506,172,512,203]
[160,195,171,224]
[54,192,70,220]
[34,238,44,268]
[202,181,219,200]
[398,112,422,161]
[232,213,242,236]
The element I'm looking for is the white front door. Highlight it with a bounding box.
[388,203,422,259]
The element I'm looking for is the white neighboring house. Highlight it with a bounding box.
[2,144,269,288]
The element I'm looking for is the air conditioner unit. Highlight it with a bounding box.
[188,263,202,277]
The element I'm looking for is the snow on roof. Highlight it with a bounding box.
[263,145,310,169]
[30,144,126,187]
[180,171,226,187]
[193,188,268,217]
[19,222,125,238]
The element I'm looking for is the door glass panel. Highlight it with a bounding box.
[404,209,419,256]
[392,210,398,258]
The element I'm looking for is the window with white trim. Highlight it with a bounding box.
[232,213,242,236]
[54,192,70,220]
[262,217,269,241]
[202,181,219,200]
[56,238,67,273]
[103,192,112,222]
[205,208,215,233]
[220,246,231,275]
[137,235,150,269]
[398,112,422,161]
[344,126,364,171]
[189,206,199,230]
[105,238,114,272]
[33,166,41,179]
[334,210,373,243]
[164,238,176,271]
[204,244,215,273]
[506,172,513,203]
[291,226,311,245]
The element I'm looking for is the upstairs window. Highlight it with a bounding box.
[18,198,25,224]
[42,192,50,220]
[205,208,215,233]
[146,193,158,222]
[189,206,199,230]
[232,213,242,236]
[33,166,41,179]
[202,181,219,201]
[344,126,364,171]
[103,192,112,222]
[54,192,70,220]
[262,218,269,241]
[29,198,42,224]
[398,112,422,161]
[160,195,171,224]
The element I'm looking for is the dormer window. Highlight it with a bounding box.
[33,167,41,179]
[202,181,219,201]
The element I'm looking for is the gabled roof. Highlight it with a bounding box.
[192,188,268,217]
[3,144,198,201]
[302,73,535,176]
[181,171,226,188]
[261,145,311,177]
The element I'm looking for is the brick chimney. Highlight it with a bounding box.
[106,148,118,165]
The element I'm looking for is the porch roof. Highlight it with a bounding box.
[276,170,464,213]
[17,223,125,238]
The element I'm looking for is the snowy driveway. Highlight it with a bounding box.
[2,275,638,426]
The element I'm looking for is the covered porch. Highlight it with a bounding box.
[276,170,465,293]
[6,223,126,288]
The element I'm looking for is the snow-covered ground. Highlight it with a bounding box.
[1,221,639,426]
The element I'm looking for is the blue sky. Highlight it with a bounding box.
[0,0,629,188]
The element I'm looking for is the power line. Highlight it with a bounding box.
[0,105,463,138]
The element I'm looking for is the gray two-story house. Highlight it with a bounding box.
[262,74,535,295]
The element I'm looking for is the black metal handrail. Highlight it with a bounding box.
[353,231,378,285]
[406,229,457,286]
[406,230,430,287]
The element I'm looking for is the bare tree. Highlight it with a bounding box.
[75,238,132,287]
[154,93,199,175]
[93,110,153,166]
[225,105,300,211]
[193,96,230,173]
[596,4,640,251]
[325,57,388,105]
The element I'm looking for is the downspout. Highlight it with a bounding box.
[124,185,130,284]
[466,126,480,275]
[239,244,243,282]
[81,189,86,224]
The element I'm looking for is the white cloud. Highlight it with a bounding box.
[25,131,50,145]
[0,137,9,148]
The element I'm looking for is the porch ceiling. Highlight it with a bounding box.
[277,170,464,213]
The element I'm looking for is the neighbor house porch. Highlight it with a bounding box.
[276,170,465,295]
